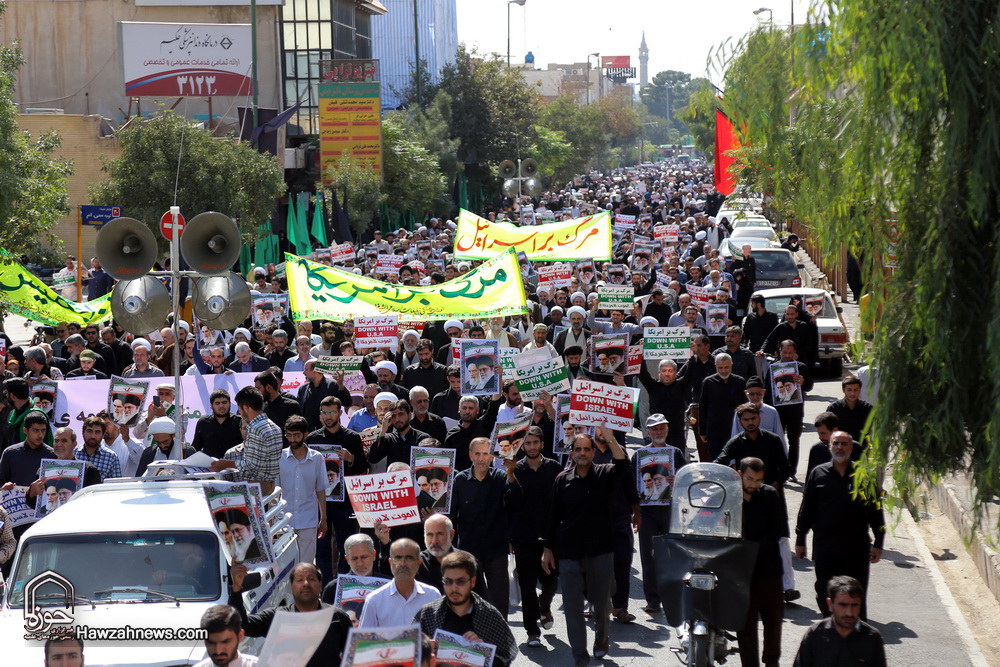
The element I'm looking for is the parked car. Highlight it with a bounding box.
[731,226,779,244]
[720,237,777,264]
[748,248,803,289]
[752,287,849,373]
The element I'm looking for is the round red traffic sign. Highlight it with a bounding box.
[159,211,186,240]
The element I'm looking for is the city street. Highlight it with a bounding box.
[508,364,991,666]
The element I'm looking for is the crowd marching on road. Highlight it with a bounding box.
[0,157,940,667]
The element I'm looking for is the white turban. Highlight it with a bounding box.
[444,319,463,332]
[148,417,176,436]
[402,329,420,341]
[374,360,398,375]
[567,306,587,319]
[234,327,251,340]
[131,338,152,352]
[374,391,398,406]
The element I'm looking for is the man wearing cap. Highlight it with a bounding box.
[65,349,108,379]
[402,340,448,399]
[136,416,196,476]
[554,307,591,356]
[523,323,558,358]
[634,413,687,614]
[372,360,407,400]
[122,339,165,378]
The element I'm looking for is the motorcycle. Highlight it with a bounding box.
[655,462,758,666]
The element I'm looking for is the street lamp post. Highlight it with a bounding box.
[507,0,527,69]
[753,6,773,23]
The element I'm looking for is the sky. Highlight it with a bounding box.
[455,0,814,84]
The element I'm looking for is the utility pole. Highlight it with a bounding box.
[413,0,422,106]
[251,0,259,126]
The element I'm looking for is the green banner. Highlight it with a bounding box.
[0,252,113,326]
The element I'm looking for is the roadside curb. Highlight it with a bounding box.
[926,479,1000,607]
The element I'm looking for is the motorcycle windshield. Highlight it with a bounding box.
[653,536,760,630]
[670,463,744,539]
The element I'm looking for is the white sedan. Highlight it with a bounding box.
[751,287,849,373]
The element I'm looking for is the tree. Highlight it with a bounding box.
[678,80,722,155]
[438,46,538,167]
[393,58,440,111]
[381,114,448,218]
[91,111,285,249]
[720,4,1000,525]
[538,96,609,176]
[526,124,575,185]
[400,89,463,196]
[322,159,385,239]
[0,2,71,261]
[640,70,690,126]
[595,91,641,146]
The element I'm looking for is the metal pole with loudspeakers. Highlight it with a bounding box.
[97,209,247,465]
[500,158,542,215]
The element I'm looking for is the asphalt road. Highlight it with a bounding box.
[510,366,987,666]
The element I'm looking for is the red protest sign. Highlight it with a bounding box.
[346,471,420,527]
[569,379,638,431]
[354,315,399,349]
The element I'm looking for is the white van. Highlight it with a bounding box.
[0,472,297,666]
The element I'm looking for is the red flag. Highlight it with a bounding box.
[714,108,740,195]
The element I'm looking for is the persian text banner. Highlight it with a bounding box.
[453,209,612,261]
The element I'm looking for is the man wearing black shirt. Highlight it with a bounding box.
[256,370,302,433]
[416,514,486,598]
[543,425,628,666]
[507,426,562,645]
[738,457,785,667]
[443,395,502,471]
[307,396,368,582]
[796,432,885,621]
[408,387,447,443]
[450,437,516,616]
[826,376,873,442]
[742,296,779,354]
[638,359,687,448]
[191,389,243,458]
[761,304,819,368]
[793,576,886,667]
[368,400,429,467]
[715,403,789,489]
[413,551,518,667]
[402,341,449,398]
[677,334,716,405]
[430,365,462,420]
[711,326,757,380]
[698,353,747,460]
[266,330,296,369]
[297,359,351,430]
[763,340,814,479]
[230,562,352,666]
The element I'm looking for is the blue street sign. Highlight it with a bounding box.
[80,205,122,227]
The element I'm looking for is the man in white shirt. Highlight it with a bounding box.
[278,416,327,563]
[195,605,258,666]
[101,413,145,478]
[358,538,439,628]
[497,380,530,423]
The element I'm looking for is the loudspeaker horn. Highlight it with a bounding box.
[499,160,517,179]
[96,217,158,280]
[520,158,538,178]
[192,272,252,331]
[110,276,170,335]
[180,211,242,275]
[502,179,519,199]
[524,176,544,197]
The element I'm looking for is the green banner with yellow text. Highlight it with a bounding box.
[453,209,612,261]
[286,248,528,323]
[0,252,113,326]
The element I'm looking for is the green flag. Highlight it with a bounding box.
[310,193,328,246]
[294,192,311,255]
[239,243,252,276]
[254,220,273,267]
[285,196,300,255]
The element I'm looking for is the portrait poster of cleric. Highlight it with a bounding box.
[107,376,149,427]
[770,360,804,406]
[311,444,345,502]
[33,459,86,520]
[410,446,455,514]
[460,339,500,396]
[203,482,270,567]
[635,447,678,506]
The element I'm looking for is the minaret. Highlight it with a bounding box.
[639,31,649,87]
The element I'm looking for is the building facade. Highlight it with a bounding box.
[370,0,458,109]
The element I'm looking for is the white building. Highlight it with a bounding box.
[371,0,458,108]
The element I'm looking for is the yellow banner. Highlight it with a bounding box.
[0,252,113,326]
[286,248,528,323]
[453,209,613,261]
